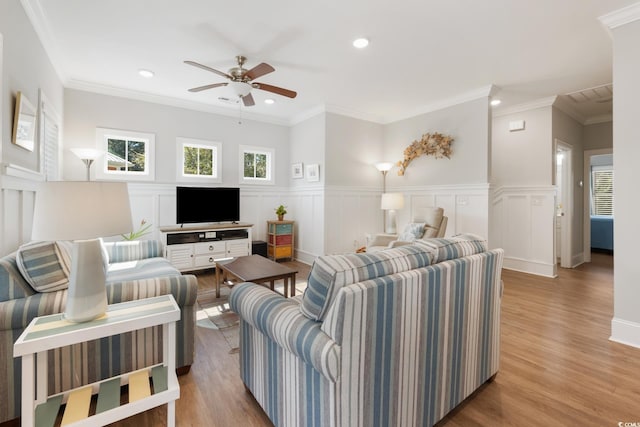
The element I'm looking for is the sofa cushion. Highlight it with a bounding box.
[16,241,73,292]
[300,244,433,321]
[414,233,487,263]
[106,257,181,284]
[0,253,37,302]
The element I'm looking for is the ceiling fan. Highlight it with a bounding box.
[184,55,297,106]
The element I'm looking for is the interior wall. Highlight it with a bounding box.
[0,0,64,172]
[583,121,613,151]
[552,106,585,267]
[490,105,556,276]
[0,0,64,256]
[383,97,491,188]
[610,16,640,348]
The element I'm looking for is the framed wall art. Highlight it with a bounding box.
[12,91,37,152]
[291,162,303,179]
[306,163,320,182]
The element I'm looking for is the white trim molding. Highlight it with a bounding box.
[611,317,640,349]
[599,2,640,30]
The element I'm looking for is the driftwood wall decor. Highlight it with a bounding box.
[396,132,454,176]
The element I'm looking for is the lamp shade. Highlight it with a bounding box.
[375,162,394,172]
[32,181,133,241]
[381,192,404,210]
[70,148,102,160]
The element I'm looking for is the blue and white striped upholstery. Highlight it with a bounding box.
[103,240,161,263]
[15,241,73,292]
[415,233,488,263]
[300,245,433,321]
[231,245,504,427]
[106,257,180,283]
[0,240,196,423]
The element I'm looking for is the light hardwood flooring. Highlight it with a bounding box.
[6,254,640,426]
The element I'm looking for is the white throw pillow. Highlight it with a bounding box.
[16,241,73,292]
[398,222,426,242]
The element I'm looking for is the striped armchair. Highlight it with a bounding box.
[230,235,504,427]
[0,240,198,423]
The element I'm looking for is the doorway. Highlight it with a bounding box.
[583,148,614,262]
[555,140,573,268]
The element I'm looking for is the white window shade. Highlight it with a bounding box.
[591,168,613,216]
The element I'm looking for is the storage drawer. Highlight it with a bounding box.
[269,234,292,245]
[194,254,218,268]
[194,241,225,255]
[270,246,292,259]
[270,223,292,234]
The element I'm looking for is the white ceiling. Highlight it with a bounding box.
[23,0,635,125]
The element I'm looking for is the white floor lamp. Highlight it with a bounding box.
[31,182,133,322]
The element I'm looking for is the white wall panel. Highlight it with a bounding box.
[492,186,556,277]
[0,174,38,255]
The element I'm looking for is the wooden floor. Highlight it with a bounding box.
[9,254,639,426]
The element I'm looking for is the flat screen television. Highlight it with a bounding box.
[176,186,240,224]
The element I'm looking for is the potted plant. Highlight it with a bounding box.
[275,205,287,221]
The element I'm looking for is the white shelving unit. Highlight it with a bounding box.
[13,295,181,427]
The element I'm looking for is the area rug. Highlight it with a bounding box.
[197,287,240,353]
[196,281,308,354]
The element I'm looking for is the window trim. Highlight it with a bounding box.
[239,144,275,185]
[95,127,155,181]
[176,137,222,183]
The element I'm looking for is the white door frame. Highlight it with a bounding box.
[555,139,573,268]
[583,148,613,263]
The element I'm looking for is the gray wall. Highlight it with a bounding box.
[0,0,64,171]
[611,18,640,344]
[63,89,290,185]
[383,97,490,189]
[584,121,613,151]
[492,106,552,186]
[289,113,326,187]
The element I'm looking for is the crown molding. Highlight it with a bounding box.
[382,85,494,124]
[599,2,640,30]
[552,96,587,124]
[65,79,291,127]
[492,96,557,117]
[289,105,327,126]
[324,104,385,124]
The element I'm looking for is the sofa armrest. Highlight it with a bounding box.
[230,282,340,382]
[104,240,161,263]
[366,233,398,248]
[0,292,66,330]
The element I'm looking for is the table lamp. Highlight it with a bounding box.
[31,182,133,322]
[381,192,404,234]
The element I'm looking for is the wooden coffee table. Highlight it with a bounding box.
[215,255,298,298]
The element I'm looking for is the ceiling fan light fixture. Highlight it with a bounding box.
[352,37,369,49]
[264,98,275,105]
[228,81,252,98]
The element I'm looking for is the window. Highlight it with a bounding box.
[591,167,613,216]
[176,137,221,182]
[239,145,274,185]
[95,128,155,181]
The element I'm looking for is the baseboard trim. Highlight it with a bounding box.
[610,318,640,349]
[503,257,557,278]
[294,249,317,266]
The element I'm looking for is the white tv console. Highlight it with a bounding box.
[160,223,253,272]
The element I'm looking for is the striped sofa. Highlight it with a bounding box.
[230,234,504,427]
[0,240,198,423]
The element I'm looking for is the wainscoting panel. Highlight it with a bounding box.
[291,189,325,264]
[324,188,380,255]
[0,173,39,255]
[397,184,490,240]
[492,186,556,277]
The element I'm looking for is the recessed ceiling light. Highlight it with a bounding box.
[352,38,369,49]
[490,99,501,106]
[138,69,154,78]
[264,98,275,105]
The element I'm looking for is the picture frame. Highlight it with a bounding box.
[291,162,303,179]
[12,91,37,152]
[306,163,320,182]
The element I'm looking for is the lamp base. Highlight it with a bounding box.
[65,238,108,323]
[385,209,398,234]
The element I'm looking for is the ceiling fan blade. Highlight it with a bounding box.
[245,62,275,80]
[188,82,228,93]
[242,93,255,106]
[184,60,232,79]
[254,82,297,98]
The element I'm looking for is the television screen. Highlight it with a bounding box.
[176,187,240,224]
